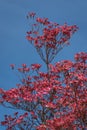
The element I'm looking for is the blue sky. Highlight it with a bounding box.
[0,0,87,129]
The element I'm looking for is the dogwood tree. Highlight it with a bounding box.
[0,12,87,130]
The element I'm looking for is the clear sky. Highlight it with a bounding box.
[0,0,87,129]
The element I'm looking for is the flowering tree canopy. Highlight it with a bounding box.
[26,12,78,70]
[0,12,87,130]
